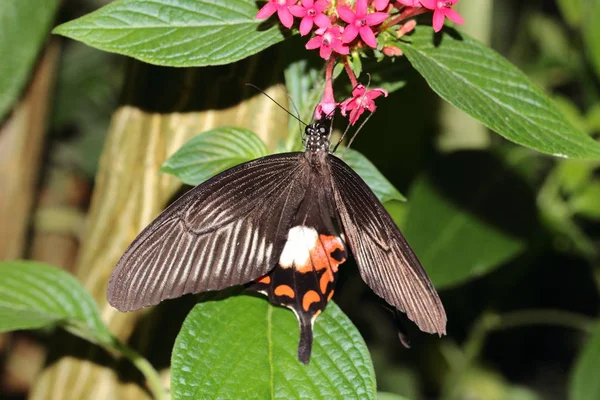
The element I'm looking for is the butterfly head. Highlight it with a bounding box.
[304,119,331,160]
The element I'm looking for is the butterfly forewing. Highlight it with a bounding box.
[328,155,447,335]
[107,153,310,312]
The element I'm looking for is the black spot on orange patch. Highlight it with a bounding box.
[302,290,320,311]
[296,234,345,274]
[274,285,295,298]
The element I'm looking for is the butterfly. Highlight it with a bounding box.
[107,118,446,364]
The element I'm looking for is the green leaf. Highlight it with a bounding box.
[171,295,376,399]
[570,323,600,400]
[570,180,600,220]
[53,0,285,67]
[556,0,582,27]
[397,26,600,160]
[162,127,269,185]
[0,0,60,122]
[377,393,411,400]
[402,152,529,289]
[0,261,112,345]
[582,0,600,78]
[340,149,406,203]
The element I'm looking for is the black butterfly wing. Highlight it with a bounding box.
[108,152,310,312]
[328,155,447,335]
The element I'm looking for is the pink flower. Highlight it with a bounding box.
[374,0,391,11]
[314,57,338,119]
[306,25,349,60]
[337,0,389,48]
[419,0,464,32]
[315,98,337,119]
[340,84,388,125]
[396,0,422,6]
[290,0,331,36]
[256,0,296,29]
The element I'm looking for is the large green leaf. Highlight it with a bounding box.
[53,0,285,67]
[161,127,269,185]
[171,295,376,399]
[0,0,60,122]
[402,152,531,289]
[0,261,112,345]
[398,26,600,160]
[570,323,600,400]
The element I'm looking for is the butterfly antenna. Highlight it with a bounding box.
[346,111,373,150]
[245,83,306,134]
[332,74,374,153]
[332,117,351,153]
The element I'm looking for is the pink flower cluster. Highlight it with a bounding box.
[256,0,464,125]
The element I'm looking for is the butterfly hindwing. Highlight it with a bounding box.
[107,153,311,312]
[327,154,447,335]
[248,172,347,363]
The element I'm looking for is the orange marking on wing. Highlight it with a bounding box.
[320,234,346,273]
[320,271,332,294]
[256,275,271,284]
[274,285,295,298]
[327,290,334,302]
[302,290,321,311]
[296,235,345,274]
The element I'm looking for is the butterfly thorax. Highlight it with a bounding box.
[303,121,330,165]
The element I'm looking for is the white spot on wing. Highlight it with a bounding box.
[279,226,318,268]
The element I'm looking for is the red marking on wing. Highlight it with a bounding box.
[296,235,345,274]
[302,290,320,311]
[274,285,295,298]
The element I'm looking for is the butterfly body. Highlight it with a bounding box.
[108,120,446,363]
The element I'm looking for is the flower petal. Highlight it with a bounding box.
[333,40,350,55]
[419,0,436,9]
[366,88,388,100]
[289,5,307,17]
[302,0,315,7]
[359,26,378,48]
[299,17,313,36]
[444,8,464,25]
[351,84,366,97]
[374,0,390,11]
[305,36,322,50]
[355,0,368,17]
[349,106,363,125]
[342,24,359,43]
[314,13,331,28]
[365,12,389,26]
[256,2,277,19]
[432,10,445,32]
[277,7,294,28]
[320,44,333,60]
[314,0,329,12]
[336,6,356,23]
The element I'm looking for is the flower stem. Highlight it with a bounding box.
[381,7,428,31]
[343,58,358,87]
[112,341,168,400]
